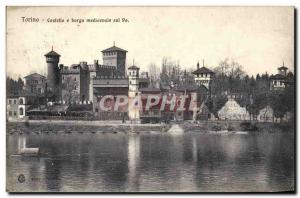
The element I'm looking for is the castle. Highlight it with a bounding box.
[7,43,293,123]
[44,44,150,120]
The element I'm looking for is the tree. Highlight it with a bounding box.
[159,57,183,87]
[61,75,80,104]
[6,76,24,95]
[148,63,160,88]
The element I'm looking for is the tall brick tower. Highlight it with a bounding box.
[101,42,127,76]
[44,47,60,100]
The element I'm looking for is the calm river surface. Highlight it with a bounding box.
[6,123,294,192]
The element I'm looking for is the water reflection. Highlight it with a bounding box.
[7,123,294,192]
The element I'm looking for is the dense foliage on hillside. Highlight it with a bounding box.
[6,77,24,96]
[149,58,294,120]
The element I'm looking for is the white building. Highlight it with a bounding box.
[128,64,141,121]
[218,97,250,120]
[257,105,273,122]
[7,96,27,121]
[192,61,215,90]
[270,63,289,91]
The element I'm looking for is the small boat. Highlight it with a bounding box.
[235,131,248,135]
[20,148,39,156]
[34,130,41,134]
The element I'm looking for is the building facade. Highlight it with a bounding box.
[270,63,290,91]
[192,61,215,90]
[23,73,46,94]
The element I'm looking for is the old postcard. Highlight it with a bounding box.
[6,6,295,192]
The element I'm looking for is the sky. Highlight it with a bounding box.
[6,6,294,79]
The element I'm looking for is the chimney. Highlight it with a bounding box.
[94,60,98,66]
[197,62,200,69]
[146,72,149,78]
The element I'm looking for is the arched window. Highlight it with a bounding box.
[19,107,24,116]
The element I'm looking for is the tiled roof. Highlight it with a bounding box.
[139,87,161,92]
[192,66,215,75]
[128,65,140,70]
[270,74,286,80]
[278,66,288,70]
[101,46,127,52]
[24,73,46,79]
[44,50,61,57]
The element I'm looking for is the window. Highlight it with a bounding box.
[19,108,24,116]
[129,72,131,76]
[201,73,203,77]
[9,111,12,116]
[14,111,17,116]
[74,85,77,90]
[130,81,131,85]
[74,77,76,81]
[19,98,23,105]
[14,100,16,104]
[8,100,11,105]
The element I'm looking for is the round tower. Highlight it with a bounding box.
[44,47,60,100]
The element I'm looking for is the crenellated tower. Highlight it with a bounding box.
[101,42,127,76]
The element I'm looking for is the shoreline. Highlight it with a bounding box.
[6,119,294,134]
[26,120,165,127]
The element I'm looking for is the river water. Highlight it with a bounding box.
[6,123,294,192]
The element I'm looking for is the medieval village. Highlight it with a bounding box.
[6,43,295,193]
[5,6,295,193]
[6,44,294,127]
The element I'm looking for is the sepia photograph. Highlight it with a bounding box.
[5,6,295,192]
